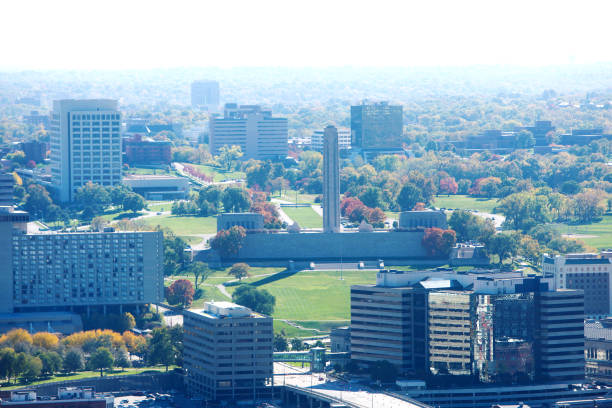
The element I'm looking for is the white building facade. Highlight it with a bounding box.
[50,99,122,202]
[311,127,351,151]
[209,104,288,160]
[543,253,612,318]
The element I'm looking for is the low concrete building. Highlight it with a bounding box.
[330,326,350,353]
[0,311,82,335]
[585,319,612,381]
[122,174,189,200]
[0,387,113,407]
[183,301,273,402]
[399,210,448,230]
[216,213,264,232]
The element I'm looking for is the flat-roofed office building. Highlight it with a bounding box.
[350,284,428,375]
[210,104,288,160]
[183,301,273,402]
[50,99,122,202]
[0,208,164,315]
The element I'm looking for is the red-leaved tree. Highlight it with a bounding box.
[209,226,247,258]
[422,227,457,258]
[166,279,195,307]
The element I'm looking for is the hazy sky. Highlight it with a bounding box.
[2,0,612,70]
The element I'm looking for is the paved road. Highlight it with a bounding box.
[274,363,424,408]
[156,305,183,327]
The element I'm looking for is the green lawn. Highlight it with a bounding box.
[187,164,245,182]
[433,194,500,214]
[2,366,174,390]
[99,209,144,221]
[553,215,612,250]
[278,190,319,205]
[147,202,173,212]
[178,235,203,246]
[228,269,377,321]
[144,215,217,235]
[282,206,322,228]
[274,320,322,338]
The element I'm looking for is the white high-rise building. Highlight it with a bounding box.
[209,104,288,160]
[50,100,122,202]
[311,127,351,151]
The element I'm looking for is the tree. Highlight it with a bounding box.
[148,328,176,371]
[4,329,33,350]
[448,210,495,243]
[358,186,383,209]
[232,285,276,315]
[560,181,582,195]
[421,228,457,258]
[108,184,132,206]
[217,145,243,171]
[63,349,84,373]
[166,279,195,307]
[74,182,111,213]
[229,263,250,281]
[39,351,62,376]
[439,177,458,195]
[32,332,59,350]
[90,216,108,232]
[0,347,17,383]
[291,338,305,351]
[21,355,42,382]
[23,184,53,218]
[572,189,605,223]
[487,233,520,264]
[189,261,211,289]
[119,312,136,332]
[221,187,252,212]
[122,193,145,213]
[274,334,288,352]
[89,347,114,377]
[115,347,131,371]
[397,183,424,211]
[209,226,247,258]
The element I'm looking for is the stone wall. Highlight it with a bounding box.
[216,230,428,262]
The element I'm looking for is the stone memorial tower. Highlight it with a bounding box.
[323,125,341,233]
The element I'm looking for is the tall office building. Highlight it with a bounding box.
[428,291,475,375]
[311,127,351,151]
[183,301,273,402]
[209,104,288,160]
[543,253,612,318]
[323,125,340,233]
[50,100,122,202]
[351,269,585,383]
[0,208,163,315]
[191,80,220,109]
[0,173,14,206]
[538,290,585,382]
[350,101,403,153]
[350,284,428,375]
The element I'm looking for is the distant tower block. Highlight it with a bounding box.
[323,125,341,233]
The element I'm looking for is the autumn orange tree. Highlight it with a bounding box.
[422,227,457,258]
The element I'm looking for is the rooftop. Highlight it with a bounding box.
[188,301,266,319]
[123,174,184,180]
